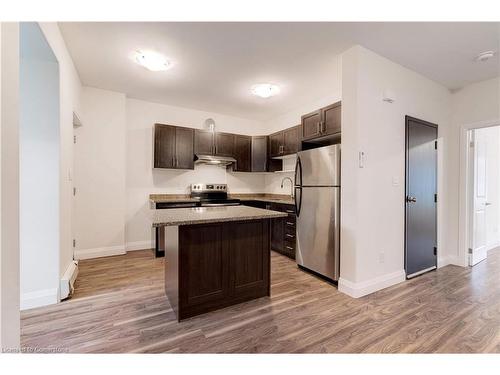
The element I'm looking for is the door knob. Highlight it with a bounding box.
[485,202,492,206]
[406,196,417,203]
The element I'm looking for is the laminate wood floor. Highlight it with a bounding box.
[21,248,500,353]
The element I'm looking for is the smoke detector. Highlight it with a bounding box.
[475,51,496,62]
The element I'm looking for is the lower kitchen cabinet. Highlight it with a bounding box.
[241,201,296,260]
[270,203,296,259]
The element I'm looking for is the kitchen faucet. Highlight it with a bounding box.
[280,177,294,198]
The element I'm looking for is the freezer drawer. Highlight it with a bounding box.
[296,186,340,280]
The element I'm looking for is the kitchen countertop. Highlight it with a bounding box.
[152,205,287,227]
[149,193,294,205]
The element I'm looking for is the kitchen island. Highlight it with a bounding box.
[152,205,287,321]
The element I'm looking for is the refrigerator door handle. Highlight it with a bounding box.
[294,156,302,186]
[295,186,302,217]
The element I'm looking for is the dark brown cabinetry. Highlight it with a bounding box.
[194,129,214,155]
[194,130,235,157]
[269,125,301,157]
[215,132,235,157]
[251,136,268,172]
[168,219,270,320]
[154,124,194,169]
[233,135,251,172]
[301,101,341,141]
[269,203,296,259]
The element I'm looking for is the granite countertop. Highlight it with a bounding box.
[152,205,288,227]
[230,194,294,205]
[149,193,294,205]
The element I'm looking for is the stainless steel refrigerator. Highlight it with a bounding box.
[294,144,340,281]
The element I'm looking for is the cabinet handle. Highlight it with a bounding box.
[286,221,295,226]
[285,210,295,213]
[317,122,321,134]
[286,246,294,250]
[322,121,326,133]
[286,234,294,238]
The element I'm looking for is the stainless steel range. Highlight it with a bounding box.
[190,183,240,207]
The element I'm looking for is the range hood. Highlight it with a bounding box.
[194,154,236,167]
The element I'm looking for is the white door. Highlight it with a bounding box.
[469,129,489,266]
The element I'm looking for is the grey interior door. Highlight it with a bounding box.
[405,116,437,278]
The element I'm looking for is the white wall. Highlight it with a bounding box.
[37,23,82,280]
[19,23,60,310]
[339,45,452,297]
[0,21,20,349]
[74,87,126,259]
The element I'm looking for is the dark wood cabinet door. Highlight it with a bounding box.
[154,124,175,168]
[251,136,267,172]
[179,223,228,307]
[233,135,251,172]
[215,132,235,157]
[194,129,214,155]
[301,110,322,140]
[175,127,194,169]
[321,102,341,136]
[283,125,300,155]
[228,220,269,296]
[269,131,284,157]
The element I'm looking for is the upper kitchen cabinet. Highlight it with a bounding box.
[194,129,215,155]
[301,109,322,140]
[251,136,268,172]
[233,135,251,172]
[269,125,301,158]
[301,101,341,141]
[215,132,235,157]
[283,125,300,154]
[194,130,235,157]
[154,124,194,169]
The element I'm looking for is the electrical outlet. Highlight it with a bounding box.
[379,252,385,264]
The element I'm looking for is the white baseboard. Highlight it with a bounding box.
[486,242,500,252]
[338,269,406,298]
[125,240,153,251]
[74,245,126,260]
[60,260,79,300]
[21,288,59,311]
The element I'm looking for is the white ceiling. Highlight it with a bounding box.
[59,22,499,121]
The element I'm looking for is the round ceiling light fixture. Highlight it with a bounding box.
[134,50,172,71]
[251,83,280,98]
[475,50,496,62]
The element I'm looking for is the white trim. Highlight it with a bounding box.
[74,245,125,260]
[125,240,153,252]
[437,254,458,268]
[486,242,500,252]
[458,119,500,268]
[20,288,58,311]
[60,260,79,300]
[338,270,406,298]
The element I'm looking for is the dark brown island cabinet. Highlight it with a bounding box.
[301,101,341,141]
[154,124,194,169]
[156,211,288,321]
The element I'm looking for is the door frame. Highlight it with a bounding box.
[458,119,500,267]
[404,115,438,277]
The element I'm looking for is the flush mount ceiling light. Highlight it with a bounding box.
[475,50,496,62]
[251,83,280,98]
[134,50,172,71]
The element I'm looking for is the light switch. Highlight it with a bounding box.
[358,151,365,168]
